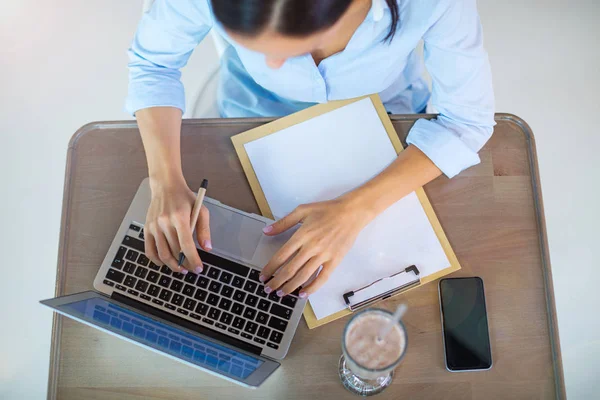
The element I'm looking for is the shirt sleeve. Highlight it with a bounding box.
[406,0,495,178]
[125,0,213,116]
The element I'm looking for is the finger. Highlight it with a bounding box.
[264,249,312,293]
[263,206,307,236]
[259,235,303,282]
[298,261,336,298]
[155,229,186,274]
[144,230,160,266]
[278,257,324,296]
[174,219,203,275]
[195,206,212,251]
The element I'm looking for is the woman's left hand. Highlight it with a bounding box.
[259,197,373,299]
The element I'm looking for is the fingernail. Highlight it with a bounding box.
[203,240,212,250]
[181,268,188,275]
[195,266,203,274]
[259,275,267,282]
[264,287,272,294]
[262,225,273,234]
[299,292,308,299]
[276,290,284,297]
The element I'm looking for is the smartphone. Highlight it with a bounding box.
[438,277,492,372]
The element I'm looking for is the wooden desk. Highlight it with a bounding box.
[48,115,564,400]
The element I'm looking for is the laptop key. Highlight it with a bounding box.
[148,284,160,297]
[207,293,219,306]
[152,299,164,306]
[147,271,159,283]
[177,308,189,316]
[281,295,298,308]
[124,276,137,288]
[241,333,252,340]
[183,298,197,311]
[190,313,201,321]
[232,317,245,330]
[170,280,183,292]
[268,316,288,332]
[270,304,293,320]
[124,262,136,274]
[218,298,232,311]
[268,292,280,302]
[243,308,257,320]
[103,279,115,287]
[231,275,244,288]
[127,289,139,296]
[233,290,246,303]
[134,266,148,279]
[207,267,220,280]
[194,289,208,302]
[197,276,209,288]
[148,262,160,271]
[249,269,261,282]
[129,224,141,232]
[220,312,233,325]
[165,304,176,311]
[208,281,222,293]
[245,295,258,307]
[257,326,271,339]
[256,286,268,298]
[257,299,270,311]
[256,312,269,325]
[172,294,184,306]
[231,302,244,316]
[173,272,185,280]
[208,307,221,320]
[159,289,172,302]
[135,280,149,293]
[244,321,258,334]
[160,265,172,275]
[216,323,227,330]
[220,285,234,298]
[137,254,150,266]
[202,318,214,325]
[105,268,125,284]
[123,235,145,252]
[195,303,209,316]
[228,327,240,335]
[184,273,198,284]
[125,249,139,262]
[266,343,279,350]
[183,284,195,297]
[140,294,151,301]
[217,271,231,283]
[269,330,283,344]
[254,337,266,345]
[243,281,257,293]
[116,284,127,291]
[111,246,127,269]
[158,276,172,288]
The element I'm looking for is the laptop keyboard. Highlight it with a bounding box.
[102,223,300,351]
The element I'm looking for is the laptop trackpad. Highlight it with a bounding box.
[205,202,265,262]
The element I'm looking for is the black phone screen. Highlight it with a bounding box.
[439,277,492,371]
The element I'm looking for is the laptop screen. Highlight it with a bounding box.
[48,293,276,385]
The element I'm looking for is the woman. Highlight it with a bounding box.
[126,0,494,299]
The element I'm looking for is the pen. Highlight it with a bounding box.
[177,179,208,268]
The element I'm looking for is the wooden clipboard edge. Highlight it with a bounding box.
[231,94,461,330]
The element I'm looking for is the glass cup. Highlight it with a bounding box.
[338,308,408,396]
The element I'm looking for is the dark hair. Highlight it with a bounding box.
[212,0,400,43]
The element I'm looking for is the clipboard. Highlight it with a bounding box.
[231,94,461,329]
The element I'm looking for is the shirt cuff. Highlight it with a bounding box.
[406,118,481,178]
[125,80,186,116]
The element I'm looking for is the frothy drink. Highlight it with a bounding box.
[344,312,406,372]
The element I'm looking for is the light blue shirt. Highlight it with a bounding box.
[126,0,495,178]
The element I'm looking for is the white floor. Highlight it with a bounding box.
[0,1,598,399]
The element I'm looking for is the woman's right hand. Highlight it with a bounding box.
[144,177,212,274]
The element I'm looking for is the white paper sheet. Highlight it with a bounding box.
[244,98,450,320]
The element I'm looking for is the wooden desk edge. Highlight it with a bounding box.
[47,114,565,400]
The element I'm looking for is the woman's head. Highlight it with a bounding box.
[212,0,399,68]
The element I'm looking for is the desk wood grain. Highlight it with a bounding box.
[48,115,564,399]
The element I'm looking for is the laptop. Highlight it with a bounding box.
[41,178,307,388]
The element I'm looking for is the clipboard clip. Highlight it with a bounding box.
[342,265,421,312]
